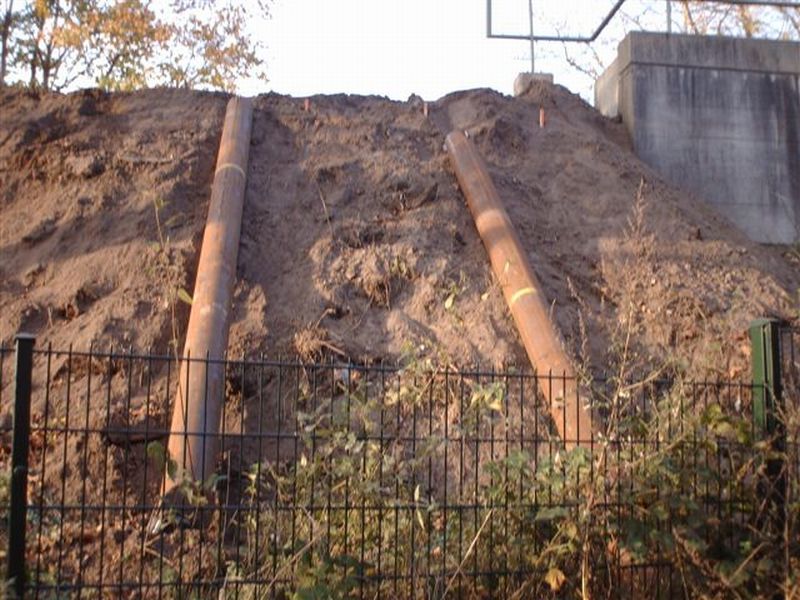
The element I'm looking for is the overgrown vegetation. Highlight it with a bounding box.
[226,365,796,598]
[126,343,799,600]
[12,331,797,598]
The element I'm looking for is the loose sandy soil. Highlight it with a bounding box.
[234,83,798,381]
[3,83,798,378]
[0,87,226,352]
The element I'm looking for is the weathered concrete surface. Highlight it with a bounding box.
[595,32,800,244]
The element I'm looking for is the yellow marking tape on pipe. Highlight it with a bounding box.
[215,162,246,179]
[509,287,537,305]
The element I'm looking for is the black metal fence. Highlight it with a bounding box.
[0,334,797,598]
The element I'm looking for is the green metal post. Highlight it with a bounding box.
[749,319,783,438]
[7,334,34,598]
[749,318,786,598]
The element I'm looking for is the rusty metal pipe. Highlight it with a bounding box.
[161,97,253,502]
[445,131,594,449]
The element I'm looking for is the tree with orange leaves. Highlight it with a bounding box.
[1,0,268,91]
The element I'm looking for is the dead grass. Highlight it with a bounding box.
[293,324,345,363]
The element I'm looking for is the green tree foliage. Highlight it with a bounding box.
[0,0,268,91]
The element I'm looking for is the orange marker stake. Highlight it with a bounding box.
[539,107,546,128]
[304,98,310,112]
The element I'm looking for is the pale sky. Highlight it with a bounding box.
[244,0,663,103]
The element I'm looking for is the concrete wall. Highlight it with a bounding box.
[595,32,800,244]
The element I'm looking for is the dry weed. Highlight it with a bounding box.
[293,324,344,363]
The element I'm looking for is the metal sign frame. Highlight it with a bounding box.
[486,0,800,43]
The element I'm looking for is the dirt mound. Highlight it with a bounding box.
[2,83,798,379]
[232,92,522,369]
[0,87,226,354]
[232,84,799,378]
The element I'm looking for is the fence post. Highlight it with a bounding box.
[750,319,783,437]
[7,333,34,598]
[749,319,786,567]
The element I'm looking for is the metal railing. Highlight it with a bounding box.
[487,0,800,43]
[0,336,797,598]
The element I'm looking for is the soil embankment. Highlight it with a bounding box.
[2,83,798,377]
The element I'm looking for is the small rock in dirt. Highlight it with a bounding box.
[327,185,353,207]
[23,263,45,286]
[355,251,395,307]
[22,218,57,245]
[65,154,105,179]
[19,304,44,329]
[386,173,411,193]
[61,301,80,321]
[325,304,347,319]
[407,94,424,108]
[406,181,438,210]
[341,223,384,249]
[78,94,98,116]
[344,262,358,280]
[490,117,528,152]
[452,229,466,248]
[75,88,108,116]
